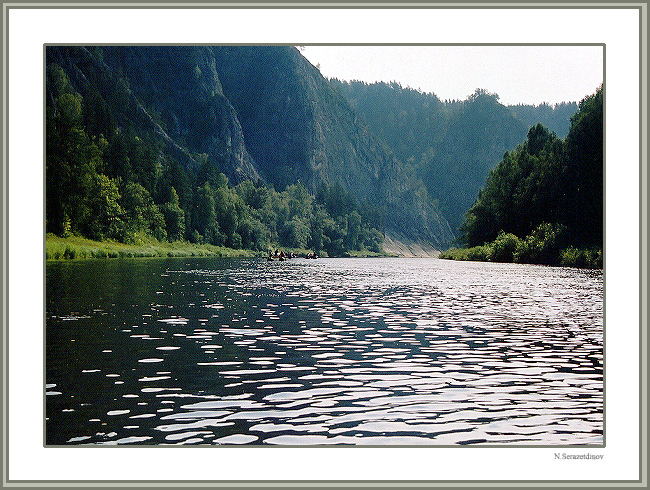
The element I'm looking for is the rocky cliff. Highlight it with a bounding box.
[46,45,455,247]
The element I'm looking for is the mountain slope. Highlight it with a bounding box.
[332,80,578,233]
[212,46,453,245]
[48,46,260,183]
[45,45,455,249]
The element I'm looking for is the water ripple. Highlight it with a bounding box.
[46,258,602,445]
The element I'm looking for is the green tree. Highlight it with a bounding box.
[86,174,124,240]
[161,187,186,241]
[283,217,310,248]
[564,87,603,245]
[214,187,241,241]
[194,182,222,244]
[121,181,167,241]
[47,83,105,236]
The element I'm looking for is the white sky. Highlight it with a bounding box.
[300,46,603,106]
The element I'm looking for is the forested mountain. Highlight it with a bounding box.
[462,87,602,248]
[47,46,259,183]
[211,47,451,243]
[45,46,454,256]
[331,80,578,231]
[441,87,603,267]
[45,45,593,257]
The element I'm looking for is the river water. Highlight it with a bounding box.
[46,257,603,445]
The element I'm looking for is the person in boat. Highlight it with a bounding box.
[267,250,274,261]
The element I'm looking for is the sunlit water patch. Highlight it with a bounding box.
[46,257,602,445]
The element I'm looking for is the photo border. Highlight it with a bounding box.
[2,1,647,488]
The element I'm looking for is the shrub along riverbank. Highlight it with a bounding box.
[46,234,259,260]
[439,224,602,269]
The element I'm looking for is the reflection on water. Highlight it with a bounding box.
[46,258,603,445]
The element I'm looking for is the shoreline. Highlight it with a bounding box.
[439,246,603,269]
[45,235,397,261]
[46,235,259,261]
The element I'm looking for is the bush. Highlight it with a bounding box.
[490,232,522,263]
[466,245,493,261]
[440,245,492,261]
[560,247,603,268]
[441,223,601,270]
[63,246,76,259]
[513,239,530,263]
[519,222,567,264]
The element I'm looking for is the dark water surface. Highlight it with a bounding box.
[46,257,603,445]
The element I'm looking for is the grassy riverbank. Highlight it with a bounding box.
[439,229,602,269]
[46,234,259,260]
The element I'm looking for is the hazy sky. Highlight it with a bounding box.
[301,46,603,106]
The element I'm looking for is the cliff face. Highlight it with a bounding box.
[212,46,453,245]
[47,46,260,183]
[46,45,455,247]
[212,47,395,195]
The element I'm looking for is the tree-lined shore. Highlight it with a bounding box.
[46,63,384,259]
[440,87,603,268]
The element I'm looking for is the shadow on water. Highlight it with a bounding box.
[46,257,603,445]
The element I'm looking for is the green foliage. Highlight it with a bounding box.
[283,217,310,249]
[441,222,601,268]
[47,64,73,96]
[121,181,167,242]
[160,188,186,241]
[317,183,354,218]
[191,230,203,244]
[86,174,125,241]
[193,182,221,245]
[56,93,83,127]
[461,124,564,246]
[332,80,577,232]
[515,223,567,265]
[238,217,269,251]
[490,232,522,263]
[439,245,493,262]
[45,56,387,257]
[564,88,604,245]
[559,247,603,269]
[460,87,603,252]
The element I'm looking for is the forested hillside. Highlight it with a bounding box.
[441,87,603,267]
[331,80,577,231]
[46,46,457,255]
[211,47,452,244]
[45,46,594,259]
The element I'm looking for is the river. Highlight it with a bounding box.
[46,257,603,445]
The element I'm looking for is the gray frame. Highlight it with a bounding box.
[3,1,647,488]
